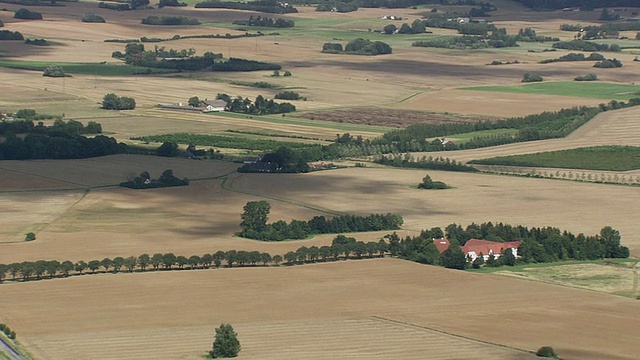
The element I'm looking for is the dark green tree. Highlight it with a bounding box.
[210,323,241,358]
[156,141,180,157]
[188,96,200,107]
[440,241,467,270]
[240,201,271,236]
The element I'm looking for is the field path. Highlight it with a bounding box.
[415,106,640,164]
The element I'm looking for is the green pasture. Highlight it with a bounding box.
[463,82,640,100]
[445,128,518,143]
[470,258,637,274]
[470,146,640,171]
[0,60,175,76]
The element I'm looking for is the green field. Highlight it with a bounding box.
[469,146,640,171]
[446,128,518,143]
[0,60,175,76]
[463,82,640,100]
[469,258,637,274]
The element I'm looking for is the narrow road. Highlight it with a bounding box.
[0,336,26,360]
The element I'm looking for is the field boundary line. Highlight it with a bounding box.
[0,166,86,188]
[370,315,534,355]
[220,173,343,216]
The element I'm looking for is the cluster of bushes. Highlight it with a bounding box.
[0,323,16,340]
[210,57,281,72]
[413,35,489,49]
[158,0,187,7]
[195,0,298,14]
[552,40,619,52]
[238,145,312,173]
[0,30,24,40]
[522,72,543,82]
[594,58,623,68]
[418,174,448,189]
[120,169,189,189]
[25,38,47,46]
[0,133,121,160]
[233,15,293,28]
[43,65,65,77]
[239,200,403,241]
[575,73,598,81]
[375,154,478,172]
[397,223,629,270]
[113,43,222,71]
[82,13,105,23]
[102,93,136,110]
[216,93,295,114]
[141,16,200,26]
[322,38,392,55]
[274,91,303,100]
[488,60,519,65]
[381,19,426,34]
[14,8,42,19]
[539,52,604,64]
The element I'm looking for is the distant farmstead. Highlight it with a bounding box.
[461,239,521,262]
[203,99,227,112]
[432,238,521,262]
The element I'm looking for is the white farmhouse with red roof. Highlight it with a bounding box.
[432,238,521,262]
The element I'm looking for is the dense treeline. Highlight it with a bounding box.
[239,200,403,241]
[0,236,394,285]
[141,16,200,25]
[14,8,42,19]
[512,0,638,10]
[0,116,123,160]
[210,58,281,71]
[113,43,222,71]
[233,15,294,28]
[0,30,24,40]
[102,93,136,110]
[322,38,392,55]
[213,93,295,114]
[539,52,604,64]
[315,1,359,12]
[238,145,313,173]
[120,169,189,189]
[396,223,629,270]
[375,154,478,172]
[413,27,557,49]
[552,40,619,52]
[195,0,298,14]
[158,0,187,7]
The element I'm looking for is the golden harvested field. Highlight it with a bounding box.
[2,1,640,359]
[0,259,639,360]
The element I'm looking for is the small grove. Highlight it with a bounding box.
[239,200,403,241]
[0,223,628,284]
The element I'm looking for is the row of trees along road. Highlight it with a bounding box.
[0,224,628,283]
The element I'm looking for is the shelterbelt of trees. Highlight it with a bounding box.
[0,223,627,284]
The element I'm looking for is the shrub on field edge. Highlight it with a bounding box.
[536,346,558,358]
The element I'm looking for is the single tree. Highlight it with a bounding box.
[188,96,200,107]
[210,324,241,358]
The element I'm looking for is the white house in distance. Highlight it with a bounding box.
[202,99,227,112]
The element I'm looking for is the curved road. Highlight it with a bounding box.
[0,336,25,360]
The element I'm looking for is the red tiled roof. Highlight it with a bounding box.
[433,238,450,253]
[461,239,521,256]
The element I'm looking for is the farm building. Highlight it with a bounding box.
[432,238,520,262]
[461,239,521,262]
[202,99,227,112]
